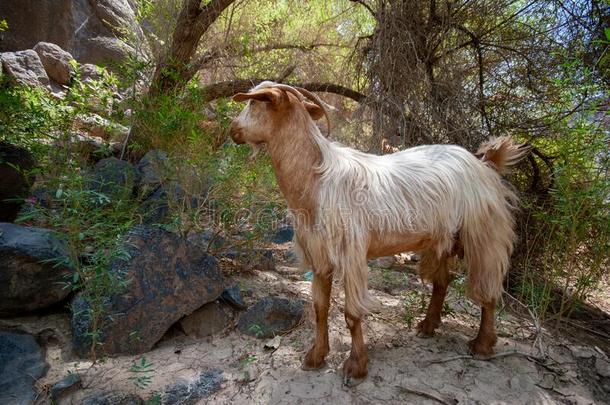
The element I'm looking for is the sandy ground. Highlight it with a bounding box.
[5,253,610,404]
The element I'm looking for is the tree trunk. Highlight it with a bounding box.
[150,0,236,96]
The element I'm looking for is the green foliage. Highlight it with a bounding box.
[402,290,426,329]
[129,357,155,390]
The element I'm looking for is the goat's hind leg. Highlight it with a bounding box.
[302,271,333,370]
[469,300,497,356]
[417,251,451,337]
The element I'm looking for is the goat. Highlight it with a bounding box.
[229,81,530,385]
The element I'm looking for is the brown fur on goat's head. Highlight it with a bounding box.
[229,82,326,150]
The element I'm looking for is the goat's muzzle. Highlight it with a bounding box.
[228,121,245,144]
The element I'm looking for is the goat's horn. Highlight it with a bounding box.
[271,83,332,138]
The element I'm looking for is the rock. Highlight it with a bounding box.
[596,357,610,378]
[81,391,143,405]
[90,157,136,199]
[80,63,105,82]
[136,150,170,191]
[220,285,247,310]
[162,369,223,405]
[0,50,50,88]
[0,331,49,405]
[33,42,74,85]
[0,0,149,66]
[237,297,304,338]
[273,224,294,244]
[71,225,224,357]
[187,229,228,253]
[0,223,73,316]
[75,114,129,141]
[0,142,36,222]
[179,301,229,338]
[50,373,81,401]
[283,249,299,265]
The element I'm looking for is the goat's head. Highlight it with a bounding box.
[229,82,331,151]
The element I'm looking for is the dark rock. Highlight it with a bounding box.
[90,157,136,199]
[71,225,224,357]
[163,369,223,405]
[0,223,73,316]
[0,142,36,222]
[220,249,275,272]
[33,42,74,85]
[273,224,294,244]
[0,50,50,88]
[81,391,143,405]
[136,149,169,190]
[0,331,49,405]
[0,0,149,66]
[50,373,81,401]
[283,249,299,265]
[220,285,247,310]
[237,297,304,339]
[187,229,228,253]
[179,301,229,338]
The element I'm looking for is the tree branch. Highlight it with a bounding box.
[199,79,366,103]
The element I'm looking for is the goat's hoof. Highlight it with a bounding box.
[468,335,496,357]
[343,375,366,388]
[342,356,368,386]
[302,350,328,370]
[416,319,439,337]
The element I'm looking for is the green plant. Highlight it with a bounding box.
[247,324,265,338]
[129,357,155,390]
[402,290,426,329]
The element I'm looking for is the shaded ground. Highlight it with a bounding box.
[4,249,609,404]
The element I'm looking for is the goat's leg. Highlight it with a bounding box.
[302,272,333,370]
[417,253,451,337]
[468,300,497,356]
[343,313,368,385]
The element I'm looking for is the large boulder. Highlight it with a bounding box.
[0,223,73,316]
[0,50,50,88]
[0,0,149,66]
[0,331,49,405]
[71,225,225,357]
[0,142,36,222]
[237,297,305,339]
[33,42,74,85]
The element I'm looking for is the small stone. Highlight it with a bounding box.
[595,357,610,378]
[162,369,223,405]
[264,336,282,350]
[50,373,82,401]
[237,297,304,339]
[220,285,247,310]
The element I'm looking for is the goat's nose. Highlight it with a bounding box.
[229,121,245,144]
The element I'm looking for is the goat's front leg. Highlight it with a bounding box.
[343,312,368,385]
[302,272,333,370]
[469,300,497,356]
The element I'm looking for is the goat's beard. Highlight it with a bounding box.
[246,141,265,160]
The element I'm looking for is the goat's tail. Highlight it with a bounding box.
[476,136,531,174]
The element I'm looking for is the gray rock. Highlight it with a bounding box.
[90,157,136,199]
[81,391,143,405]
[273,224,294,244]
[80,63,105,82]
[71,225,224,357]
[163,369,223,405]
[0,142,36,222]
[0,331,49,405]
[179,301,229,338]
[0,0,149,66]
[33,42,74,85]
[75,114,129,142]
[596,357,610,378]
[136,150,170,191]
[220,285,247,310]
[237,297,304,338]
[0,223,73,316]
[50,373,81,401]
[0,50,50,88]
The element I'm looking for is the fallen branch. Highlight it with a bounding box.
[396,386,454,405]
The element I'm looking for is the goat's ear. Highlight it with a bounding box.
[304,101,324,120]
[233,89,282,103]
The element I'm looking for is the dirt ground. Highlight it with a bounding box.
[6,249,610,405]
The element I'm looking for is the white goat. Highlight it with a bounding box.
[229,81,530,384]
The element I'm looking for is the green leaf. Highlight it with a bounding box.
[605,27,610,42]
